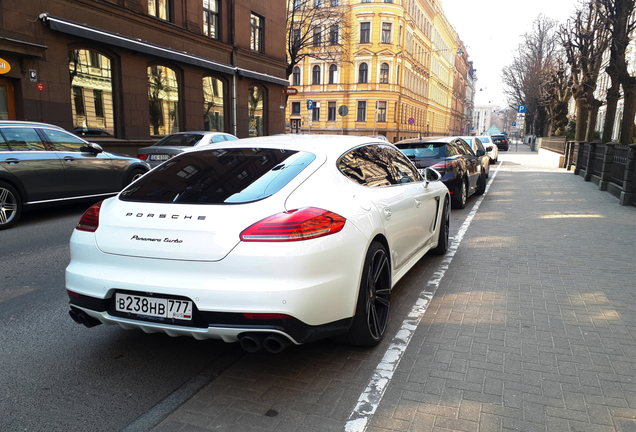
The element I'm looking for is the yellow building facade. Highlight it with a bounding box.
[286,0,466,143]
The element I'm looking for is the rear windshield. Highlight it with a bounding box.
[153,134,205,147]
[120,148,316,204]
[396,142,447,158]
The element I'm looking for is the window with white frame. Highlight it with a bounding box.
[360,22,370,43]
[358,63,368,83]
[381,22,392,44]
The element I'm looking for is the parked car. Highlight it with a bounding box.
[74,127,112,137]
[475,135,498,163]
[0,121,150,230]
[491,134,509,151]
[138,132,238,168]
[65,135,450,352]
[396,136,486,209]
[458,136,490,177]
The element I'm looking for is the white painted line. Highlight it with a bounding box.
[344,163,502,432]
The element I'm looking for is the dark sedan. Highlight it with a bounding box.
[138,131,238,168]
[0,121,150,229]
[492,134,509,151]
[396,136,487,209]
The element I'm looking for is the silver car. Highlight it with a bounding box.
[138,132,238,168]
[0,121,150,230]
[475,135,499,163]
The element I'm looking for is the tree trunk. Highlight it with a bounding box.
[620,84,636,144]
[602,74,621,142]
[586,99,602,141]
[575,99,589,141]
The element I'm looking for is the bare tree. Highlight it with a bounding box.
[502,15,560,136]
[559,1,611,141]
[540,58,573,136]
[285,0,349,79]
[595,0,636,143]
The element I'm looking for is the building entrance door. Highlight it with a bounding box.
[0,78,16,120]
[290,119,301,134]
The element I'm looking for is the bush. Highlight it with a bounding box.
[565,120,576,140]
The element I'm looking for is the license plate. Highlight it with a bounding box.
[115,293,193,320]
[151,154,169,161]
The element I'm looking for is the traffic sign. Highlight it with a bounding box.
[307,100,313,110]
[408,117,415,125]
[338,105,348,116]
[517,105,526,114]
[512,122,517,126]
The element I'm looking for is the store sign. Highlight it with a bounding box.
[0,58,11,74]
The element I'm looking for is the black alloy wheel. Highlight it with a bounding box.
[475,172,486,195]
[0,181,21,230]
[432,197,450,255]
[125,168,147,186]
[336,241,391,346]
[452,178,468,209]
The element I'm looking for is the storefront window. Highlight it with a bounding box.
[148,65,179,135]
[248,86,264,137]
[203,76,225,132]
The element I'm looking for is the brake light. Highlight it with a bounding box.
[240,207,346,242]
[431,162,446,170]
[76,201,102,232]
[138,154,149,160]
[243,313,292,319]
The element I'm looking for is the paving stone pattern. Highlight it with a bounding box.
[151,144,636,432]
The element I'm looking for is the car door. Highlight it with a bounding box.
[39,128,120,197]
[0,127,66,203]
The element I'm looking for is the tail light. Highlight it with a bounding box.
[76,201,103,232]
[240,207,346,242]
[431,162,446,173]
[138,154,149,160]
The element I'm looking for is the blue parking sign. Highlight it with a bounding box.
[307,100,313,110]
[517,105,526,113]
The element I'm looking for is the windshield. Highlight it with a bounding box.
[396,142,447,158]
[120,148,316,204]
[153,134,205,147]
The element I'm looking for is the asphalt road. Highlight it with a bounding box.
[0,203,243,432]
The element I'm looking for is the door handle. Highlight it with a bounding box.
[64,156,75,162]
[415,198,421,208]
[5,158,20,164]
[384,208,392,220]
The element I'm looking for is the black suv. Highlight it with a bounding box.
[491,134,509,151]
[396,136,487,209]
[0,121,150,229]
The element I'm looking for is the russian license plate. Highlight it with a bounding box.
[115,293,193,320]
[151,154,169,161]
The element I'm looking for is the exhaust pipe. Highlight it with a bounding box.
[239,333,266,353]
[69,308,102,328]
[263,334,292,353]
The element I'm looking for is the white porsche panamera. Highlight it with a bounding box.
[66,135,450,353]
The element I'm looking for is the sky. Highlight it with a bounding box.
[442,0,581,109]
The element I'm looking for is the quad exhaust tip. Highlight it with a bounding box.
[239,333,292,353]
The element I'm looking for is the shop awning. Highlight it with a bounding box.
[40,14,289,86]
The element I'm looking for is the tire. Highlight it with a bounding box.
[475,172,486,195]
[431,198,450,255]
[0,181,22,230]
[125,168,146,186]
[484,162,490,178]
[452,178,468,209]
[336,241,391,347]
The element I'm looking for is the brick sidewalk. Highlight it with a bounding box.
[151,144,636,432]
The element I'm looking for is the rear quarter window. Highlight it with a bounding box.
[120,147,316,204]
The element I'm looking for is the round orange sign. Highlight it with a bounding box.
[0,58,10,74]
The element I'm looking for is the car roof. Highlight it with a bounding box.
[0,121,65,129]
[188,134,390,157]
[396,136,461,145]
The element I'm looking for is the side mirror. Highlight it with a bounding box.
[80,142,104,154]
[476,149,485,157]
[423,167,441,185]
[486,146,493,151]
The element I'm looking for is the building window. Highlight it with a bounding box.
[293,28,301,45]
[312,105,320,121]
[149,0,171,21]
[251,13,263,52]
[396,65,400,85]
[381,22,392,44]
[357,101,366,122]
[248,86,265,137]
[380,62,389,83]
[148,65,179,135]
[312,65,321,85]
[360,22,370,43]
[377,101,387,122]
[328,101,336,121]
[313,27,322,47]
[329,64,337,84]
[69,49,114,134]
[293,67,301,86]
[292,101,301,114]
[358,63,368,84]
[331,0,339,5]
[72,87,85,115]
[330,25,339,45]
[203,76,225,132]
[315,0,322,6]
[203,0,219,39]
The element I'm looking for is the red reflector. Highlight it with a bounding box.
[138,154,149,160]
[67,290,80,298]
[76,201,102,232]
[240,207,346,242]
[243,313,292,320]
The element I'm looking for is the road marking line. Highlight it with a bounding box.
[344,162,502,432]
